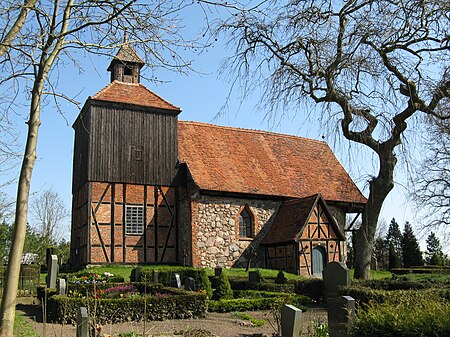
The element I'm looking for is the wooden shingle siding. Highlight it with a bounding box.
[86,103,178,186]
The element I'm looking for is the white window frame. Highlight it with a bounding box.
[125,205,144,235]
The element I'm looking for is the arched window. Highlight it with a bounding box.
[239,207,253,238]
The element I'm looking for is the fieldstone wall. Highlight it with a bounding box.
[193,196,280,268]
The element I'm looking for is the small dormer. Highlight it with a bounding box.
[107,41,145,84]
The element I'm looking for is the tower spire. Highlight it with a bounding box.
[107,39,145,84]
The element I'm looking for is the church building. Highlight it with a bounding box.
[70,44,366,276]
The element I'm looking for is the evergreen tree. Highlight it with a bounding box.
[373,237,389,270]
[401,222,423,267]
[386,218,402,269]
[426,232,445,266]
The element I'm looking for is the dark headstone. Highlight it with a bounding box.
[152,270,159,283]
[215,267,223,276]
[248,270,261,283]
[76,307,88,337]
[47,255,58,288]
[173,273,181,288]
[185,277,196,291]
[281,304,302,337]
[323,262,350,299]
[133,267,142,282]
[327,295,356,337]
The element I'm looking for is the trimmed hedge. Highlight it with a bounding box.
[47,287,207,324]
[134,267,213,298]
[208,293,308,313]
[228,278,295,293]
[353,279,427,291]
[294,278,324,303]
[234,290,312,304]
[391,267,450,275]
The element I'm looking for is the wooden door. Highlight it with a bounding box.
[312,246,326,276]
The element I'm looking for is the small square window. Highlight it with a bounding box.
[125,205,144,235]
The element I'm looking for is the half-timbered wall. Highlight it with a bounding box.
[71,181,178,266]
[265,244,298,274]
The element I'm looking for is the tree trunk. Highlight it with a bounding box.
[353,152,396,279]
[0,77,43,337]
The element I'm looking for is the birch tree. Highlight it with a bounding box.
[0,1,199,335]
[214,0,450,278]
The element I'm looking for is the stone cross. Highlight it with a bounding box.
[47,254,58,288]
[327,295,356,337]
[281,304,302,337]
[322,261,350,299]
[173,273,181,288]
[57,278,66,295]
[185,277,196,291]
[76,306,89,337]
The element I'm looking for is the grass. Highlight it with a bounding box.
[204,267,302,281]
[14,311,39,337]
[231,312,265,327]
[349,269,392,280]
[80,265,138,281]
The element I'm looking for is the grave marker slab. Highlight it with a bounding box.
[248,271,261,283]
[47,255,58,288]
[323,261,350,299]
[185,277,196,291]
[215,267,223,276]
[57,278,66,295]
[152,270,159,283]
[327,295,356,337]
[281,304,302,337]
[76,306,88,337]
[173,273,181,288]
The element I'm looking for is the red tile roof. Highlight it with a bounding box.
[260,195,345,245]
[178,121,366,204]
[91,81,181,111]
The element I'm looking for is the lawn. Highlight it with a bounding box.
[14,311,39,337]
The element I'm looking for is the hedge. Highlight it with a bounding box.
[208,293,308,313]
[352,279,427,291]
[294,278,324,303]
[133,267,212,298]
[391,267,450,275]
[228,278,295,293]
[46,287,207,324]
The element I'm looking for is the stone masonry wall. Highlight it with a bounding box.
[192,195,281,268]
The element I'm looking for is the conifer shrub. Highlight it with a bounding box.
[275,270,288,284]
[212,274,233,300]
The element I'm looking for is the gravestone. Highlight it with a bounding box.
[47,254,58,288]
[57,278,66,295]
[327,296,356,337]
[173,273,181,288]
[185,277,196,291]
[323,261,350,299]
[76,306,89,337]
[152,270,159,283]
[215,267,223,276]
[248,270,261,283]
[133,267,142,282]
[281,304,302,337]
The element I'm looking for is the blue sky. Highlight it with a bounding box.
[1,3,431,250]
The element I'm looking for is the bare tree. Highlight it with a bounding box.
[0,1,201,334]
[213,0,450,279]
[31,188,68,241]
[412,117,450,230]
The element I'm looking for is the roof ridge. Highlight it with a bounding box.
[90,81,117,99]
[179,120,326,145]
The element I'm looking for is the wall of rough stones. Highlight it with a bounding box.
[191,195,280,268]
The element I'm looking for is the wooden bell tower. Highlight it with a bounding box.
[70,42,182,268]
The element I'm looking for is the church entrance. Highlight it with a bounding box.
[312,246,326,276]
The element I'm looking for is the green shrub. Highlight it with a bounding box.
[275,270,288,284]
[349,292,450,336]
[294,278,324,303]
[391,267,450,275]
[212,274,233,300]
[233,290,312,305]
[228,278,295,293]
[46,287,207,324]
[353,279,427,291]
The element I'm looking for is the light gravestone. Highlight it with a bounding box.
[173,273,182,288]
[76,306,89,337]
[185,277,196,291]
[327,296,356,337]
[322,261,350,299]
[281,304,302,337]
[47,254,58,288]
[152,270,159,283]
[57,278,66,295]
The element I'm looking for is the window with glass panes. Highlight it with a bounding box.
[125,205,144,235]
[239,207,253,238]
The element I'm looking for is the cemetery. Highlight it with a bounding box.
[3,254,448,336]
